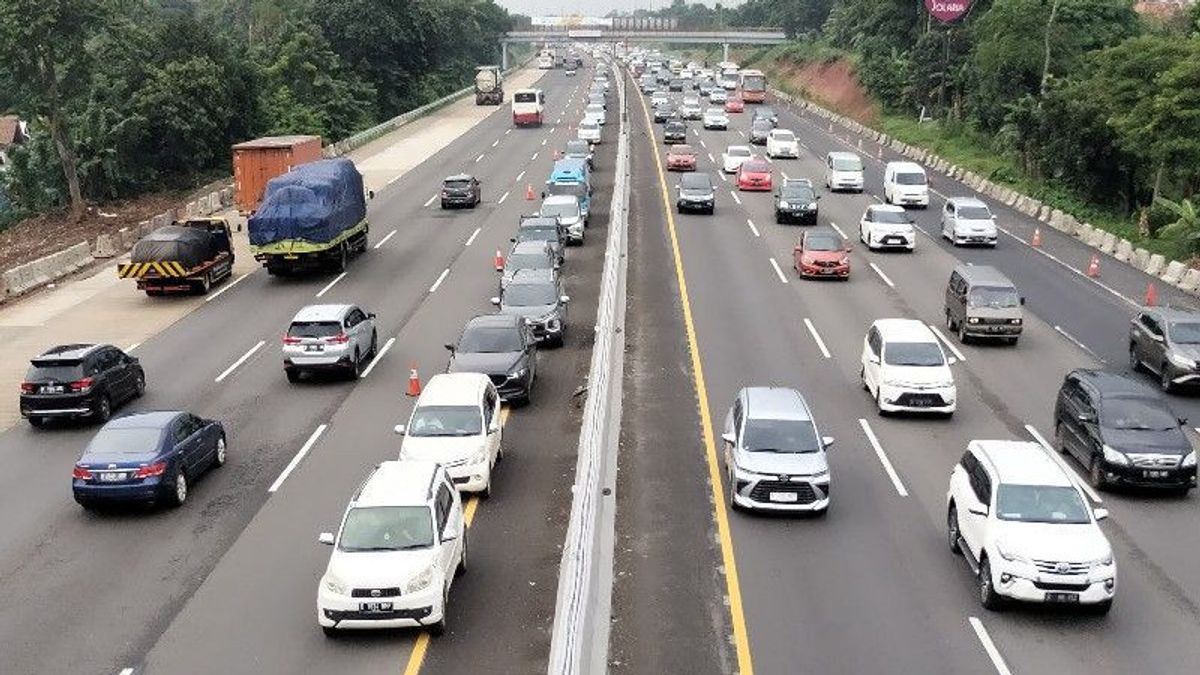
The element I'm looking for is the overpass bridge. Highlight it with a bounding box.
[501,29,788,68]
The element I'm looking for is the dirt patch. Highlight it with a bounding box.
[0,192,185,271]
[771,59,878,126]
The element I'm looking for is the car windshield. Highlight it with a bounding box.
[1102,397,1178,431]
[580,121,598,131]
[805,234,842,252]
[752,121,771,132]
[1169,321,1200,344]
[705,108,724,116]
[742,418,821,453]
[680,175,711,190]
[505,284,558,307]
[339,506,434,552]
[546,183,585,198]
[728,147,751,157]
[870,209,908,224]
[896,172,927,185]
[85,427,163,455]
[833,156,863,171]
[995,485,1091,524]
[670,145,694,156]
[507,253,549,270]
[772,131,795,142]
[459,326,522,353]
[967,286,1021,309]
[408,405,482,437]
[883,341,945,367]
[755,107,774,118]
[288,321,342,338]
[958,206,992,220]
[26,362,84,381]
[519,227,556,242]
[540,202,579,219]
[587,104,603,113]
[444,179,471,189]
[781,186,814,201]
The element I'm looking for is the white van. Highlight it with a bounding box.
[860,318,957,416]
[395,373,504,496]
[883,161,929,208]
[825,151,864,192]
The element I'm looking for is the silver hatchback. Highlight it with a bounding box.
[283,304,378,382]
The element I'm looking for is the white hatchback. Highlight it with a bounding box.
[317,460,466,636]
[861,318,957,416]
[859,204,916,252]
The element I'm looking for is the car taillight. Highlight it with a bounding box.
[134,462,167,479]
[20,382,35,394]
[68,378,94,393]
[282,335,302,345]
[326,333,350,344]
[73,465,93,480]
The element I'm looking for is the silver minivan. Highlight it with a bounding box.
[941,197,998,247]
[283,304,378,381]
[944,264,1023,345]
[824,151,864,192]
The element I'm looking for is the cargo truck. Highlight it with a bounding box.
[475,66,504,105]
[248,158,370,275]
[232,135,322,214]
[118,218,235,296]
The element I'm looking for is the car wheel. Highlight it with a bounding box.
[429,586,449,637]
[369,331,379,360]
[947,505,962,555]
[875,387,887,417]
[28,416,46,429]
[93,395,112,423]
[286,368,302,383]
[1053,423,1070,454]
[1089,455,1110,491]
[321,626,339,638]
[1128,345,1141,372]
[134,371,146,398]
[958,322,969,344]
[727,467,742,511]
[169,469,188,508]
[456,532,468,577]
[979,557,1004,610]
[197,272,212,295]
[213,436,227,468]
[332,243,348,273]
[1160,366,1175,393]
[860,367,869,392]
[351,350,363,379]
[945,310,954,332]
[1089,599,1113,616]
[481,475,492,499]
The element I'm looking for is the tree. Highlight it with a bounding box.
[1156,197,1200,252]
[0,0,109,219]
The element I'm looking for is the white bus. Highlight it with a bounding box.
[512,88,545,127]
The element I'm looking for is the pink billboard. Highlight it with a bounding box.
[924,0,973,22]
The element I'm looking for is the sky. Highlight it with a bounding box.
[495,0,744,16]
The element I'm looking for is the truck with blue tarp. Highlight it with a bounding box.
[248,158,370,275]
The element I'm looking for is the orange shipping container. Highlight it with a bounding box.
[232,135,323,214]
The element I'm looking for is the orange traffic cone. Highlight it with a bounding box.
[1144,282,1159,307]
[1031,228,1042,248]
[525,184,535,200]
[494,249,505,271]
[406,365,422,397]
[1086,254,1101,278]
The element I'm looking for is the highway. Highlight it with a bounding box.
[611,67,1200,675]
[0,64,612,675]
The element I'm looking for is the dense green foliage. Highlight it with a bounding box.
[0,0,514,222]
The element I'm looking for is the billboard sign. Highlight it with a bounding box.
[924,0,973,22]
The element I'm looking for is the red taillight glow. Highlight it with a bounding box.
[68,378,94,393]
[134,462,167,479]
[73,465,93,480]
[20,382,35,394]
[325,333,349,344]
[282,335,302,345]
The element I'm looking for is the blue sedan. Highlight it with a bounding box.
[72,411,226,509]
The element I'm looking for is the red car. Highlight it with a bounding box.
[725,96,745,113]
[736,160,772,191]
[794,230,851,279]
[666,144,697,171]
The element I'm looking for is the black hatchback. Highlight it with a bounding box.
[1054,369,1196,494]
[440,174,481,209]
[663,120,688,145]
[20,344,145,427]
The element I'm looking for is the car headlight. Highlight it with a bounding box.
[1102,444,1130,466]
[1010,318,1022,325]
[1089,554,1115,568]
[1167,351,1196,369]
[1182,451,1196,468]
[778,200,789,208]
[838,257,850,265]
[472,445,489,463]
[323,574,349,595]
[809,469,830,481]
[994,541,1031,565]
[509,367,528,379]
[805,202,817,210]
[968,317,980,324]
[405,566,435,594]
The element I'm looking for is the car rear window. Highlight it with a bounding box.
[85,426,164,455]
[26,362,84,382]
[514,92,537,103]
[742,161,769,172]
[444,179,471,189]
[288,321,341,338]
[680,174,711,189]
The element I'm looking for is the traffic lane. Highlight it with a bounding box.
[137,97,617,674]
[640,95,998,674]
[609,97,733,675]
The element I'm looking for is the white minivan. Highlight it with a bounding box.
[883,161,929,208]
[395,373,504,496]
[941,197,998,247]
[825,152,864,192]
[861,319,957,416]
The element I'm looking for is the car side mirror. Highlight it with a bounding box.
[318,532,335,545]
[868,355,880,365]
[442,525,459,542]
[490,296,501,306]
[510,237,517,243]
[367,312,377,319]
[947,357,958,366]
[541,191,547,199]
[721,432,736,445]
[445,343,456,352]
[821,436,835,449]
[393,424,406,435]
[1019,297,1026,306]
[368,190,375,200]
[794,245,803,253]
[1093,508,1109,521]
[560,295,570,303]
[1178,417,1188,426]
[968,505,988,517]
[1078,412,1096,423]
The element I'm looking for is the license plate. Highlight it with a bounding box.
[41,385,64,394]
[98,472,127,482]
[1144,470,1169,478]
[304,345,324,352]
[283,255,299,260]
[820,269,835,275]
[359,602,393,612]
[910,396,936,407]
[769,491,798,503]
[1045,592,1079,603]
[884,237,903,244]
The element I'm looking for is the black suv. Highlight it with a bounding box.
[653,102,677,124]
[1129,307,1200,392]
[446,314,538,404]
[1054,369,1196,494]
[775,178,819,225]
[440,174,481,209]
[20,344,145,427]
[676,172,715,214]
[663,120,688,145]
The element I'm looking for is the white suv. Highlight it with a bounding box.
[317,460,466,636]
[765,129,799,159]
[396,373,504,497]
[283,304,378,382]
[947,441,1115,613]
[860,319,957,416]
[941,197,998,247]
[859,204,916,252]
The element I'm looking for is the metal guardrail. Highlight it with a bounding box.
[504,29,787,44]
[546,59,631,675]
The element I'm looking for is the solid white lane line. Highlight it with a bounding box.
[829,222,847,239]
[968,617,1014,675]
[360,337,395,379]
[769,258,789,284]
[498,190,510,204]
[465,227,482,247]
[423,194,438,207]
[1024,424,1103,504]
[204,271,254,302]
[429,268,450,293]
[858,419,909,497]
[868,262,895,288]
[531,152,539,161]
[746,219,760,237]
[492,139,499,147]
[373,229,397,249]
[927,324,967,362]
[1053,325,1103,361]
[730,191,742,205]
[475,153,485,163]
[515,170,526,183]
[803,318,832,359]
[315,272,347,298]
[268,424,328,493]
[126,342,141,353]
[215,340,265,383]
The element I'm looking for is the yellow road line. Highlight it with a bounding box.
[632,72,755,675]
[399,406,511,673]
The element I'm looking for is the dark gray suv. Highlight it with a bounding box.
[1130,307,1200,392]
[676,172,715,215]
[491,269,569,346]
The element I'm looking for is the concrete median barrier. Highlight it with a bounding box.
[2,242,94,299]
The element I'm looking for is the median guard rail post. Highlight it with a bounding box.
[547,58,630,675]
